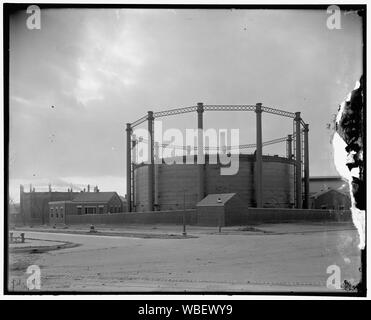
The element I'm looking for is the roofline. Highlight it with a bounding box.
[70,201,113,203]
[71,191,120,201]
[311,188,349,198]
[309,176,343,180]
[48,201,73,204]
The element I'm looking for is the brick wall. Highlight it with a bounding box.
[197,207,224,226]
[242,208,351,224]
[20,191,78,225]
[64,208,350,226]
[65,209,197,225]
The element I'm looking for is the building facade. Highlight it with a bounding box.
[19,185,79,225]
[309,176,349,196]
[49,191,124,225]
[310,189,351,210]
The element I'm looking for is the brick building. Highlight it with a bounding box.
[196,193,248,227]
[310,188,351,210]
[49,191,124,225]
[309,176,348,196]
[19,185,79,225]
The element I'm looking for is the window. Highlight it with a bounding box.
[110,206,114,213]
[321,205,327,209]
[85,207,96,214]
[55,208,58,215]
[51,213,53,218]
[61,213,64,218]
[99,206,104,214]
[50,208,53,216]
[56,213,59,218]
[77,206,82,215]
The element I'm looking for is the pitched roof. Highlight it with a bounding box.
[197,193,236,206]
[309,176,343,181]
[311,188,349,199]
[72,192,118,203]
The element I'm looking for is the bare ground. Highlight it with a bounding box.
[8,222,362,293]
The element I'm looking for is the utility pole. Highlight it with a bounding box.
[182,188,187,237]
[218,197,222,233]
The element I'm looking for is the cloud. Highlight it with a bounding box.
[8,8,363,202]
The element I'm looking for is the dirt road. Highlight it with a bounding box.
[8,222,361,293]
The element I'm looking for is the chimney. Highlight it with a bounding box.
[48,184,52,192]
[87,184,90,192]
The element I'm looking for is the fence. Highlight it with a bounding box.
[66,209,197,225]
[64,208,351,226]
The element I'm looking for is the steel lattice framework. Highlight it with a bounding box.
[126,102,309,212]
[203,104,256,112]
[130,104,307,127]
[153,106,198,118]
[131,115,148,128]
[261,106,296,119]
[134,136,288,154]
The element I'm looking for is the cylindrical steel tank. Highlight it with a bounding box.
[133,154,295,211]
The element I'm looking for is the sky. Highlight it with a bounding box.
[8,8,363,202]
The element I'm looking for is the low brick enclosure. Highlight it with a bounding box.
[232,208,351,225]
[65,209,198,225]
[63,208,351,227]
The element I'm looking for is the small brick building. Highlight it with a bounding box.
[310,188,351,210]
[196,193,248,227]
[49,191,124,225]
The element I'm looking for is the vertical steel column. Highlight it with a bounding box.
[186,145,191,156]
[255,103,263,207]
[132,136,137,211]
[303,124,310,209]
[295,112,302,209]
[126,123,132,212]
[287,134,293,159]
[154,141,159,210]
[147,111,154,211]
[197,102,205,202]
